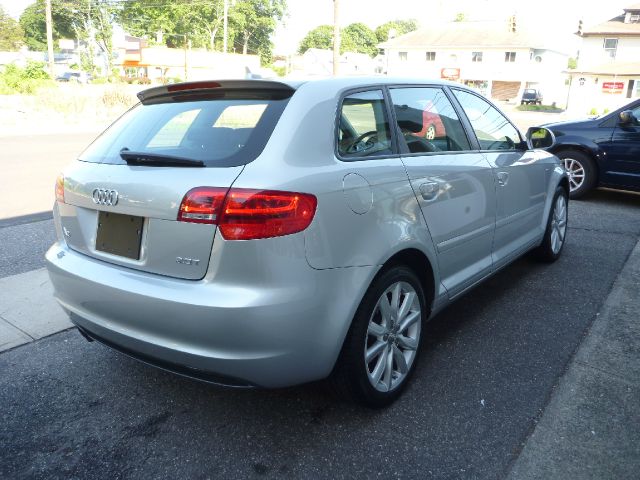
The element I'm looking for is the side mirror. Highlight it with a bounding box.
[526,127,555,149]
[619,110,634,124]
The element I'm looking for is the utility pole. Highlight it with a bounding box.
[45,0,55,78]
[333,0,340,76]
[223,0,229,53]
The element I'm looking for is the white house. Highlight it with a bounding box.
[567,3,640,112]
[289,48,377,77]
[378,20,571,105]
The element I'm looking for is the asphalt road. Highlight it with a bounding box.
[0,133,98,220]
[1,189,639,479]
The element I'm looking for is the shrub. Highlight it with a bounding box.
[0,61,53,94]
[23,60,50,80]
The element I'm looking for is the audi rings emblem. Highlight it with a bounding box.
[92,188,119,206]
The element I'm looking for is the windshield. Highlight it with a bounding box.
[79,90,292,167]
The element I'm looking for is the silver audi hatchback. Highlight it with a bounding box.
[46,77,568,407]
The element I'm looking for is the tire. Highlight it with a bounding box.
[556,150,597,199]
[533,186,568,262]
[329,265,427,408]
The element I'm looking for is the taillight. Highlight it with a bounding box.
[177,187,228,223]
[55,174,65,203]
[178,187,317,240]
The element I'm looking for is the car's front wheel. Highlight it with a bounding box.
[556,150,596,199]
[330,265,427,408]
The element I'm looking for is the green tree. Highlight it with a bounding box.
[117,0,285,63]
[374,19,418,43]
[341,23,378,57]
[230,0,286,63]
[19,0,76,51]
[60,1,118,76]
[0,6,25,51]
[454,13,466,22]
[117,0,225,50]
[299,23,383,57]
[298,25,333,54]
[567,57,577,69]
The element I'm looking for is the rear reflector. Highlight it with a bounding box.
[178,187,317,240]
[55,174,65,203]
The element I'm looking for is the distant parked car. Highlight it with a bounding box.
[540,98,640,198]
[521,89,543,105]
[56,71,92,84]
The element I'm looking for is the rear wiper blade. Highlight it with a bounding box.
[119,149,205,167]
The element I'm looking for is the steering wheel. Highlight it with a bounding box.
[345,130,378,154]
[404,130,437,153]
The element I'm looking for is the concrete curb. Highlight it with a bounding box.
[0,268,72,353]
[507,239,640,479]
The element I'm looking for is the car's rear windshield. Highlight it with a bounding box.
[79,89,292,167]
[524,89,536,94]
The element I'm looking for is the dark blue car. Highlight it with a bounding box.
[540,99,640,198]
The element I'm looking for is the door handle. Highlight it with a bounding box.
[419,182,440,200]
[497,171,509,186]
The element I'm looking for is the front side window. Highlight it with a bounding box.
[453,89,521,150]
[337,90,392,159]
[505,51,516,62]
[472,52,483,62]
[389,87,471,153]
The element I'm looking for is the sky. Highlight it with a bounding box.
[1,0,634,54]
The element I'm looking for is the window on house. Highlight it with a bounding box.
[425,51,436,61]
[504,52,516,62]
[399,52,408,61]
[472,52,483,62]
[603,38,618,58]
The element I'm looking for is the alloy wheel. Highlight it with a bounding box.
[563,158,585,192]
[365,281,421,392]
[550,194,567,254]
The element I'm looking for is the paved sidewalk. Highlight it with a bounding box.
[507,239,640,479]
[0,268,71,352]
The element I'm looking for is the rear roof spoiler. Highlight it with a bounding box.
[137,80,297,103]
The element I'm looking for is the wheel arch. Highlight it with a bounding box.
[378,248,436,315]
[551,144,601,184]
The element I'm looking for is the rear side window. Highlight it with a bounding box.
[79,90,291,167]
[453,89,521,151]
[338,90,393,159]
[389,87,471,153]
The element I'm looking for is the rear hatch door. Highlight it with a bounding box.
[57,81,294,280]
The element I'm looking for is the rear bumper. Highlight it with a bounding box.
[46,243,375,388]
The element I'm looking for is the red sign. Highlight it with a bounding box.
[441,68,460,80]
[602,82,624,94]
